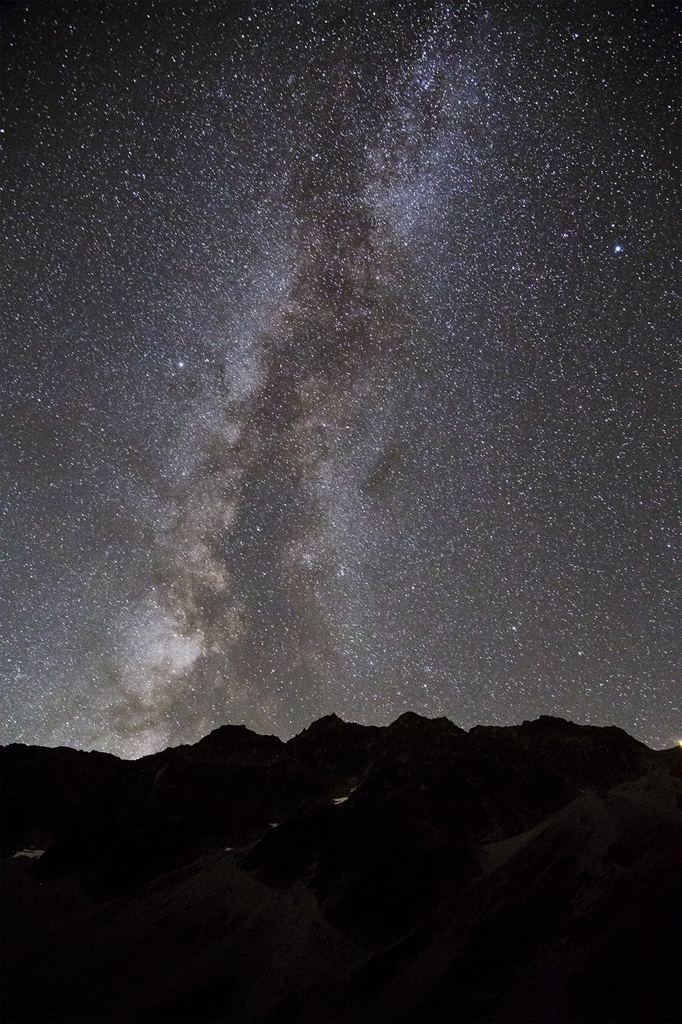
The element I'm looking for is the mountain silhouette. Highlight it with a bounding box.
[2,713,680,1023]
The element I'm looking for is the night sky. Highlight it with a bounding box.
[3,1,678,758]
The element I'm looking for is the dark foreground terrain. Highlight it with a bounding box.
[2,713,680,1023]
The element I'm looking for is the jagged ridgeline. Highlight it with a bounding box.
[2,714,680,1024]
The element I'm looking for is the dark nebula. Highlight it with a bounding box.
[2,2,678,756]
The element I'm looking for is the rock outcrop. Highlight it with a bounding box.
[1,714,679,1023]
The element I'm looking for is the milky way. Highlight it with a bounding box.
[3,2,678,756]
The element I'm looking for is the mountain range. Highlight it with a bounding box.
[2,713,680,1023]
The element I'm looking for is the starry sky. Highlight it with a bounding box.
[3,1,678,758]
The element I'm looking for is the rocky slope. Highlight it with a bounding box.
[1,713,680,1023]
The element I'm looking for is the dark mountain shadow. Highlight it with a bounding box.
[1,713,679,1023]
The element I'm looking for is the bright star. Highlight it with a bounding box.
[614,245,622,253]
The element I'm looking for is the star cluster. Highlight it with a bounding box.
[2,2,678,756]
